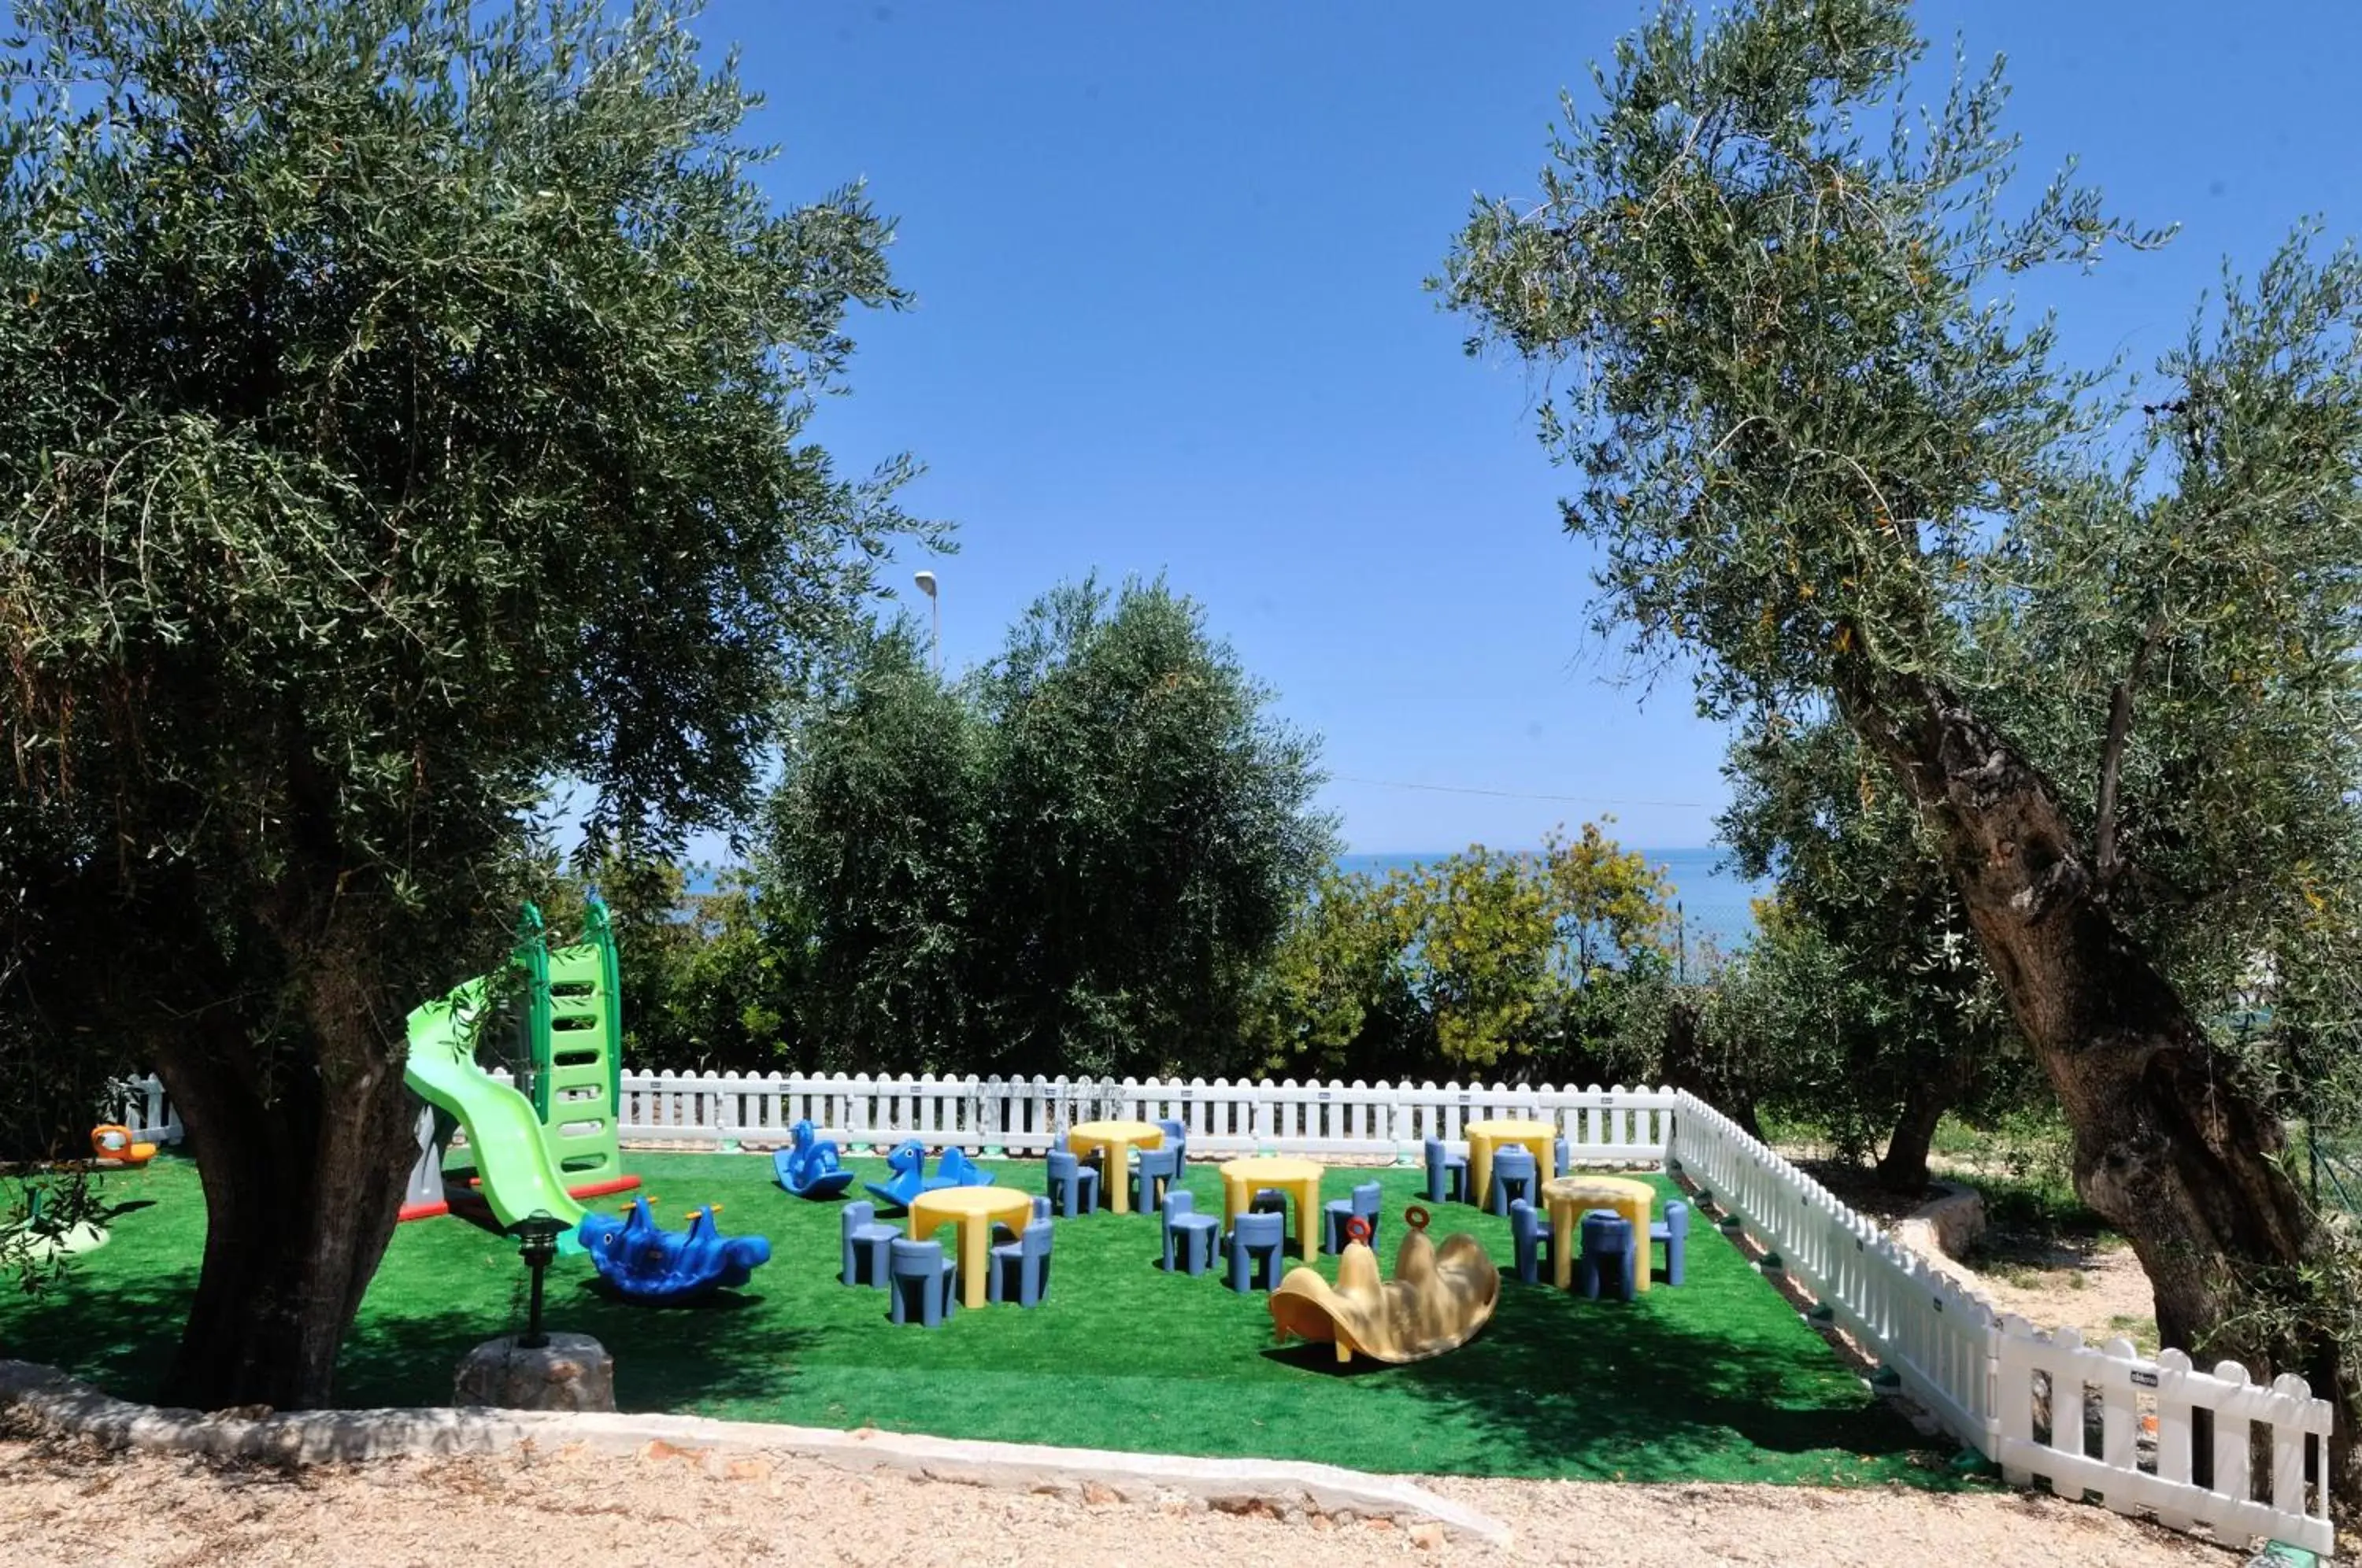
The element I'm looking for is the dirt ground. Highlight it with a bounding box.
[0,1432,2247,1567]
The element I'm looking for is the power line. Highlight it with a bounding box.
[1327,773,1713,810]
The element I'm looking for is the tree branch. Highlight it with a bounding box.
[2094,613,2168,896]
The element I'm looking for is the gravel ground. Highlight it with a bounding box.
[0,1433,2245,1567]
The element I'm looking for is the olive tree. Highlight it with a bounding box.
[0,0,934,1407]
[1438,0,2362,1487]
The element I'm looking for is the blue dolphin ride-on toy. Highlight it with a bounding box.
[772,1118,856,1200]
[861,1138,986,1212]
[577,1195,771,1304]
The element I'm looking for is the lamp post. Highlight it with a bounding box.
[509,1211,571,1350]
[912,569,939,675]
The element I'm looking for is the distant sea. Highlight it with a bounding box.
[1338,847,1764,960]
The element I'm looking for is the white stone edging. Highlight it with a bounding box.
[1892,1182,1990,1295]
[0,1359,1512,1548]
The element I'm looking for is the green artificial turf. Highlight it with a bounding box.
[0,1149,1975,1488]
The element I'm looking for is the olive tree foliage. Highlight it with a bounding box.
[0,0,934,1407]
[1242,824,1679,1086]
[1718,714,2029,1190]
[1437,0,2362,1480]
[768,578,1338,1080]
[762,619,991,1074]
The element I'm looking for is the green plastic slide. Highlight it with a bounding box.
[402,978,587,1246]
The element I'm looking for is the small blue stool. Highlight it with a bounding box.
[1031,1193,1051,1222]
[1132,1145,1181,1214]
[1226,1209,1285,1292]
[1161,1189,1219,1274]
[1508,1196,1554,1285]
[1422,1137,1467,1204]
[1046,1148,1099,1217]
[887,1237,960,1326]
[1553,1134,1571,1178]
[840,1199,897,1289]
[1577,1208,1635,1302]
[1487,1145,1538,1216]
[1649,1200,1690,1287]
[988,1217,1054,1307]
[1321,1181,1383,1255]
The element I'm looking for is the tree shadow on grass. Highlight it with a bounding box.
[1359,1244,1978,1488]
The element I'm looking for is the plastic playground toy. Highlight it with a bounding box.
[576,1195,772,1304]
[398,898,641,1237]
[1267,1203,1500,1366]
[861,1139,986,1211]
[2,1186,110,1262]
[89,1124,157,1167]
[773,1119,856,1200]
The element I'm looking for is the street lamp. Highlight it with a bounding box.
[912,569,940,675]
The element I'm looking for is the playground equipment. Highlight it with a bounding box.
[773,1119,856,1200]
[88,1124,157,1167]
[400,897,641,1236]
[1,1185,110,1262]
[861,1138,985,1212]
[577,1195,772,1303]
[1267,1206,1500,1366]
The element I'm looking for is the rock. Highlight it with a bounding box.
[1410,1522,1446,1550]
[1082,1481,1120,1507]
[724,1458,771,1483]
[452,1333,615,1414]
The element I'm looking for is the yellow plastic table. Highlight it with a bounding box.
[1464,1118,1557,1212]
[906,1185,1037,1309]
[1542,1174,1656,1295]
[1218,1156,1324,1255]
[1064,1119,1164,1214]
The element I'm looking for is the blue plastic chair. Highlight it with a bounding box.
[1553,1134,1571,1178]
[1031,1194,1051,1222]
[1649,1200,1690,1287]
[839,1199,898,1289]
[1423,1137,1468,1204]
[1321,1181,1383,1256]
[1487,1145,1539,1216]
[1046,1148,1099,1217]
[1131,1145,1181,1214]
[862,1139,931,1211]
[988,1218,1054,1308]
[1226,1209,1286,1293]
[887,1237,959,1326]
[1578,1209,1635,1302]
[1161,1189,1219,1274]
[1155,1118,1188,1172]
[1508,1197,1554,1285]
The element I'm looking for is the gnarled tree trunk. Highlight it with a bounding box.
[1875,1079,1949,1196]
[149,950,419,1411]
[1842,668,2352,1507]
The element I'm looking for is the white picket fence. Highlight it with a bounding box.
[1997,1320,2335,1555]
[1665,1092,2001,1455]
[1665,1093,2337,1557]
[111,1077,181,1145]
[110,1069,2337,1553]
[608,1069,1677,1163]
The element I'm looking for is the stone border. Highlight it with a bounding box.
[1892,1182,1994,1302]
[0,1359,1511,1547]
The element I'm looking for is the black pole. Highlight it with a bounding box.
[522,1259,549,1350]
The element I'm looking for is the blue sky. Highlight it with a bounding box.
[689,0,2360,855]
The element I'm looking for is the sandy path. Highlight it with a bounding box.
[0,1433,2243,1567]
